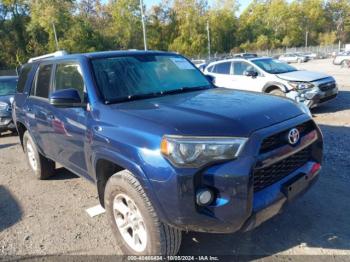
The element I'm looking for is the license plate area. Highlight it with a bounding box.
[282,173,311,201]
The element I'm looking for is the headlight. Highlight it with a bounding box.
[298,102,312,117]
[0,101,9,111]
[289,81,314,90]
[161,135,248,168]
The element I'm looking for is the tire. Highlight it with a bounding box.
[268,88,286,97]
[23,131,55,180]
[341,60,349,68]
[104,170,182,255]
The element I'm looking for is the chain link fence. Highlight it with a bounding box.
[0,69,17,76]
[193,44,343,62]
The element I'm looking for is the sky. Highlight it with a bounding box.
[143,0,251,15]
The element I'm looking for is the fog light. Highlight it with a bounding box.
[196,188,214,206]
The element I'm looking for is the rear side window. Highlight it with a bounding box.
[213,62,231,74]
[33,64,53,98]
[206,65,213,72]
[54,63,85,100]
[17,64,33,93]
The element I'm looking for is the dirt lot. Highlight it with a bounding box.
[1,59,350,259]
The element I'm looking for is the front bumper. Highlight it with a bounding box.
[143,114,323,233]
[0,113,15,132]
[287,86,338,108]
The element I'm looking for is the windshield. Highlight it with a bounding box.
[252,58,297,74]
[0,78,17,96]
[91,54,212,103]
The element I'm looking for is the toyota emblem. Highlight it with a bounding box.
[288,128,300,145]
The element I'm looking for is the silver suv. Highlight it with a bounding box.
[333,51,350,67]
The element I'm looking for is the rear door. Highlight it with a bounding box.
[47,61,89,176]
[207,61,234,88]
[25,63,55,157]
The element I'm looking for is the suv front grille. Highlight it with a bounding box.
[259,120,315,154]
[319,81,336,92]
[253,146,312,192]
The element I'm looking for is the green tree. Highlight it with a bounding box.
[0,0,29,67]
[27,0,74,52]
[169,0,207,57]
[108,0,144,50]
[325,0,350,44]
[208,0,238,54]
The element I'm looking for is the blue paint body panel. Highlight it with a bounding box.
[13,51,323,233]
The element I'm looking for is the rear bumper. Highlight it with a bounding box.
[144,115,323,233]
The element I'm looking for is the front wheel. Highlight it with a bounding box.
[269,88,286,97]
[341,60,349,68]
[104,170,182,255]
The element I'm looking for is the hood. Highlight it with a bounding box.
[110,88,304,137]
[277,70,330,82]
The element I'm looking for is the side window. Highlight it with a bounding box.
[213,62,231,74]
[233,62,257,76]
[17,64,33,93]
[206,65,213,72]
[54,63,85,100]
[33,64,53,98]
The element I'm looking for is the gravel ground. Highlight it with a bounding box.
[0,58,349,259]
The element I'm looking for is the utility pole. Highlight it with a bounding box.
[207,20,211,60]
[305,31,308,48]
[52,22,59,50]
[140,0,147,51]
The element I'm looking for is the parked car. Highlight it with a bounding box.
[303,52,325,60]
[14,51,323,255]
[233,53,258,59]
[204,57,338,108]
[333,51,350,67]
[279,53,309,63]
[0,76,18,135]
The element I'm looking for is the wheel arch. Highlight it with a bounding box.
[92,150,150,208]
[263,82,288,93]
[16,121,28,149]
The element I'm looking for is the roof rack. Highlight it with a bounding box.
[28,50,68,63]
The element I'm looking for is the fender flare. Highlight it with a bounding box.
[16,120,45,155]
[262,82,288,93]
[91,148,169,222]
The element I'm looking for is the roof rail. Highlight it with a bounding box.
[28,50,68,63]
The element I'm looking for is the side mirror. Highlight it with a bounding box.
[243,70,258,77]
[49,88,82,107]
[206,75,215,84]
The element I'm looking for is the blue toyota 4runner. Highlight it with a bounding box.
[13,51,323,255]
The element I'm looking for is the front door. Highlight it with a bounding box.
[231,61,263,92]
[47,62,89,177]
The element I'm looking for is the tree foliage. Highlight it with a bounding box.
[0,0,350,69]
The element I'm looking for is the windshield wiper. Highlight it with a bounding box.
[105,93,161,104]
[161,85,211,96]
[105,86,212,104]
